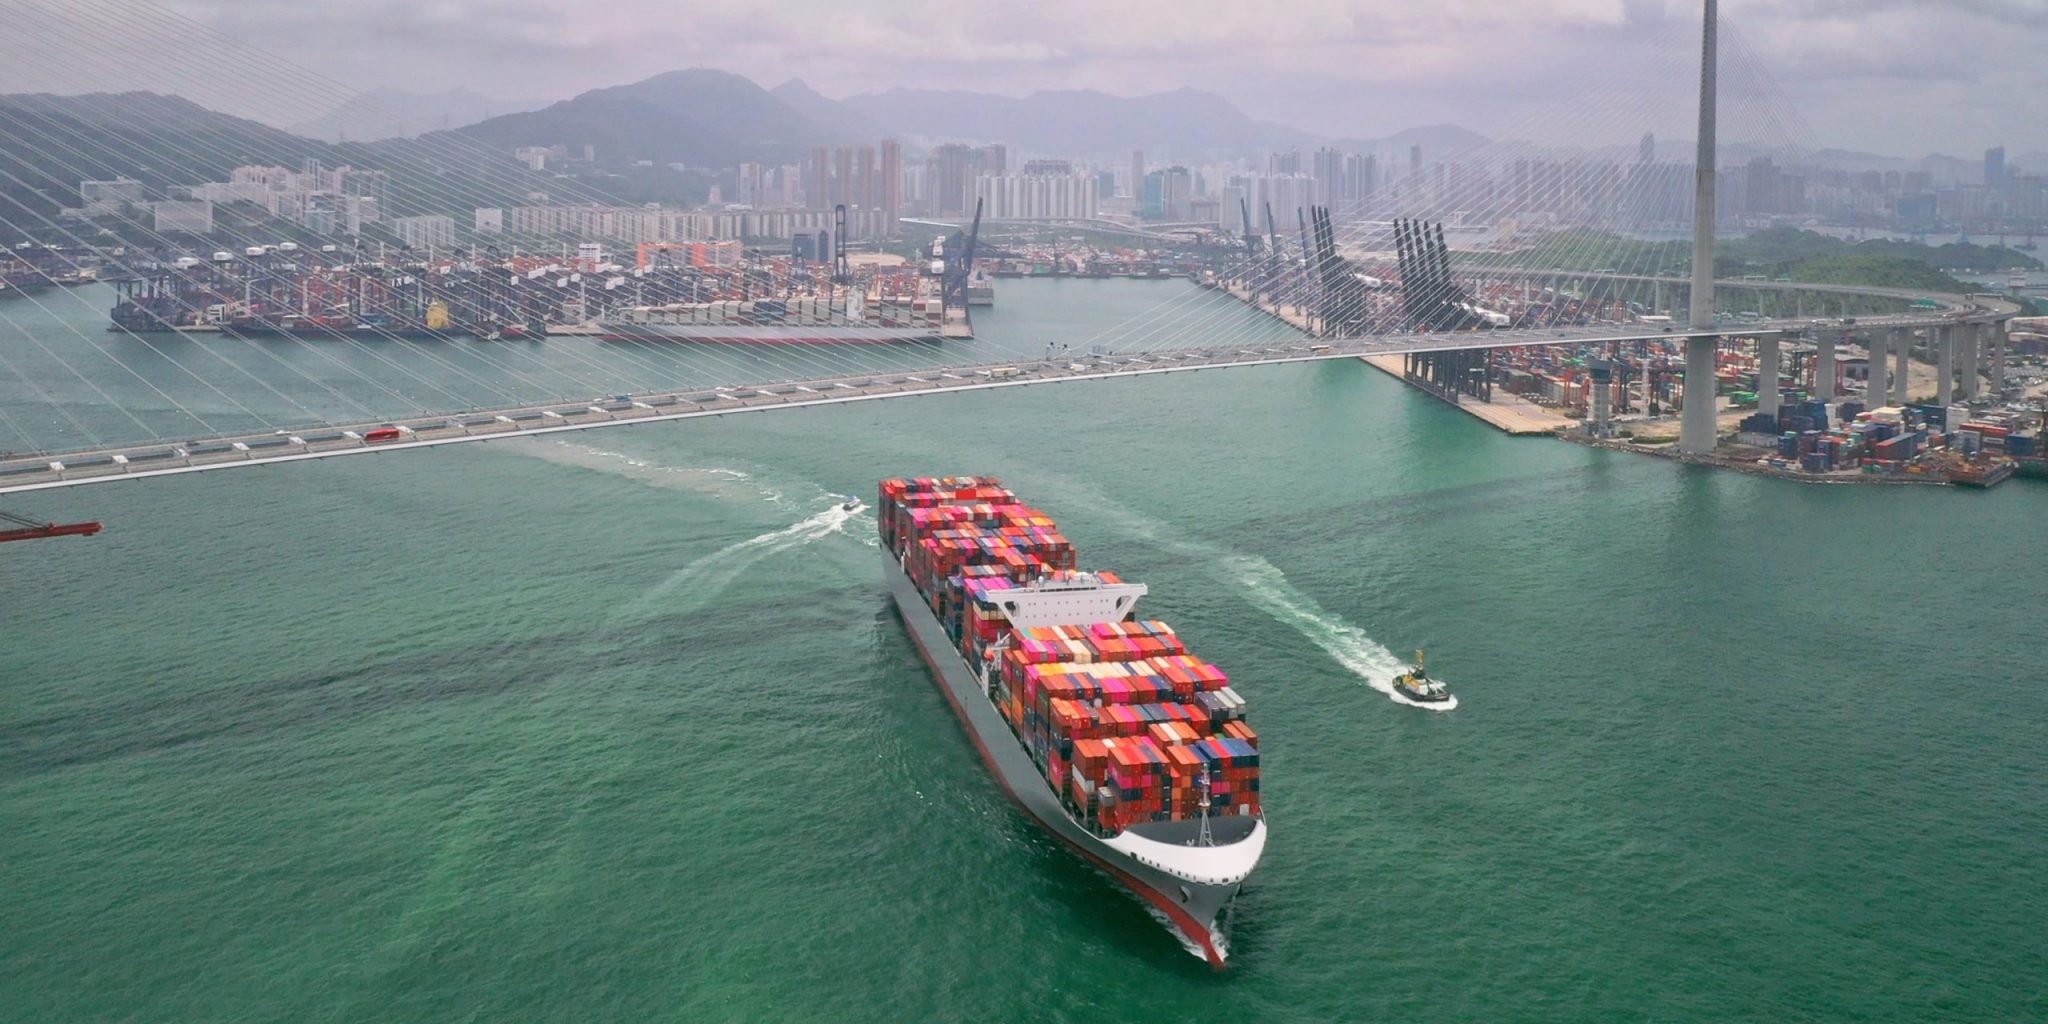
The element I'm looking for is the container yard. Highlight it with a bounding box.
[876,475,1265,967]
[97,242,961,342]
[0,242,100,299]
[1206,222,2048,489]
[980,244,1199,280]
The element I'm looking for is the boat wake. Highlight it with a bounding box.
[508,440,774,499]
[628,501,862,617]
[1223,555,1458,712]
[1018,485,1455,709]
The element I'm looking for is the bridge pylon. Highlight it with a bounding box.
[1678,0,1722,455]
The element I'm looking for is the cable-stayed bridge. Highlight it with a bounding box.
[0,0,2032,506]
[0,273,2021,497]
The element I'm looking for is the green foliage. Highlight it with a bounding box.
[1777,253,1967,292]
[1506,227,2033,294]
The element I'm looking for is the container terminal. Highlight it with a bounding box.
[101,243,964,342]
[1210,210,2044,489]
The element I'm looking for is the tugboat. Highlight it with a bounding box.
[1391,649,1454,706]
[840,495,864,513]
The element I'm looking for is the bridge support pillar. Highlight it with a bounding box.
[1893,332,1911,406]
[1679,336,1720,454]
[1991,322,2007,394]
[1961,323,1981,402]
[1589,359,1614,438]
[1757,334,1782,420]
[1816,329,1837,402]
[1866,330,1888,408]
[1937,326,1955,404]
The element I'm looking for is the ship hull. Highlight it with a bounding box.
[882,549,1244,967]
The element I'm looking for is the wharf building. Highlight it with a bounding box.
[150,200,214,234]
[392,214,458,249]
[77,178,146,216]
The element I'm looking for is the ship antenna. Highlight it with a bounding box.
[1196,768,1215,848]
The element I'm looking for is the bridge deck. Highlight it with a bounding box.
[0,301,2019,497]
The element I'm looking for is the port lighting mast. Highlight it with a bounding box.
[832,203,850,286]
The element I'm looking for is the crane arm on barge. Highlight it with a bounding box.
[0,509,103,544]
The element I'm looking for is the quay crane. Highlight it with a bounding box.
[0,509,103,545]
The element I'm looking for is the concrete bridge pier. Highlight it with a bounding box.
[1991,322,2007,393]
[1680,336,1720,453]
[1961,323,1982,402]
[1816,332,1837,402]
[1937,326,1955,404]
[1757,334,1783,420]
[1893,333,1911,406]
[1866,329,1889,407]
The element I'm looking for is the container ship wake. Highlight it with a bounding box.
[878,476,1266,967]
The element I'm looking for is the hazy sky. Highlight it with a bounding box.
[7,0,2045,157]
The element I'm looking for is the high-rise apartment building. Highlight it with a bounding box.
[809,147,831,210]
[972,172,1098,221]
[880,139,903,222]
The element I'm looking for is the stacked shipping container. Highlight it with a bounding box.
[879,476,1262,839]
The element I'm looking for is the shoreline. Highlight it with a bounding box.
[1355,355,1577,436]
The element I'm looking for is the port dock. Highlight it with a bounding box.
[1357,355,1574,435]
[1223,283,1571,435]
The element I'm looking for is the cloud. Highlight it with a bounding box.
[0,0,2039,156]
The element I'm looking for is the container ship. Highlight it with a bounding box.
[600,289,951,344]
[878,476,1266,967]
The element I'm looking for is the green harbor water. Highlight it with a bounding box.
[2,279,2044,1021]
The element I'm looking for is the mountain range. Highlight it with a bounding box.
[836,85,1315,159]
[331,70,1505,167]
[278,70,2012,177]
[0,91,546,222]
[286,88,545,143]
[1,71,2004,228]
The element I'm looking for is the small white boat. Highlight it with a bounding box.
[1391,649,1454,706]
